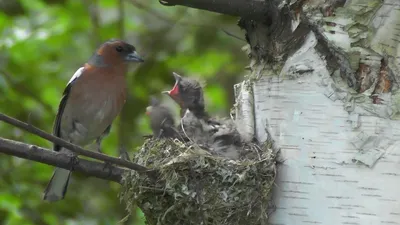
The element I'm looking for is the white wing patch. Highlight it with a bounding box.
[67,67,85,86]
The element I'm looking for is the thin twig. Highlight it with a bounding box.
[180,118,194,144]
[0,137,125,183]
[221,29,246,42]
[116,0,129,159]
[0,113,149,172]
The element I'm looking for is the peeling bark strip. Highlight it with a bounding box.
[319,0,347,17]
[372,56,392,104]
[297,0,400,107]
[355,63,372,93]
[0,137,125,183]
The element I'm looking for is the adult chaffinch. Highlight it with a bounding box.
[162,73,242,159]
[145,96,178,138]
[43,39,144,202]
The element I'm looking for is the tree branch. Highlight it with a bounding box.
[0,137,125,183]
[158,0,272,20]
[0,113,149,173]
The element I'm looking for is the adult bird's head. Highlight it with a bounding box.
[87,39,144,68]
[162,72,205,116]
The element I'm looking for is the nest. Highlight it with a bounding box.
[119,138,277,225]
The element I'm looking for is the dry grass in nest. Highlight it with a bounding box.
[119,138,277,225]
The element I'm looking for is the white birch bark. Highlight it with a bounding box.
[234,0,400,224]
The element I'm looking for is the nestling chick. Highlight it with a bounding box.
[178,108,210,145]
[163,72,243,159]
[162,72,213,143]
[163,72,207,118]
[210,118,242,160]
[146,96,178,138]
[43,39,144,202]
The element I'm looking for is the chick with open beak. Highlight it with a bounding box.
[145,96,178,139]
[162,72,243,159]
[162,72,206,118]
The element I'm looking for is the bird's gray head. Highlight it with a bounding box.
[162,72,205,113]
[88,39,144,67]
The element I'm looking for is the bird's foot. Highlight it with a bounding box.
[69,154,79,171]
[102,161,113,173]
[96,141,103,154]
[119,150,131,161]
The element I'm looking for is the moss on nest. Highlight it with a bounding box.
[119,138,277,225]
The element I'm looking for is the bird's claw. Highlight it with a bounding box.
[96,141,103,154]
[95,135,106,154]
[102,161,113,175]
[69,154,79,171]
[119,150,131,161]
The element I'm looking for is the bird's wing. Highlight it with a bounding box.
[52,67,85,151]
[160,105,175,126]
[67,67,85,85]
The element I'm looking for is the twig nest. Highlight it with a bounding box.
[120,138,277,225]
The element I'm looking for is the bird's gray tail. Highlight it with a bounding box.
[43,167,71,202]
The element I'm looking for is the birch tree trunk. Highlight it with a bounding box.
[163,0,400,224]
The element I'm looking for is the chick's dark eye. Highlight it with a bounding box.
[115,46,123,52]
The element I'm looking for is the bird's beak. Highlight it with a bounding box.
[172,72,182,81]
[145,106,152,115]
[126,51,144,62]
[162,72,181,96]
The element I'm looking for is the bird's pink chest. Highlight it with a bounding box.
[63,71,127,142]
[77,74,126,117]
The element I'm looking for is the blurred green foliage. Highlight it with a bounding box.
[0,0,247,224]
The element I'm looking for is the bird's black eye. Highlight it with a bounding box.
[116,46,123,52]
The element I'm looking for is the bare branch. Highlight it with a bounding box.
[0,137,125,183]
[117,0,128,158]
[0,113,149,173]
[158,0,272,20]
